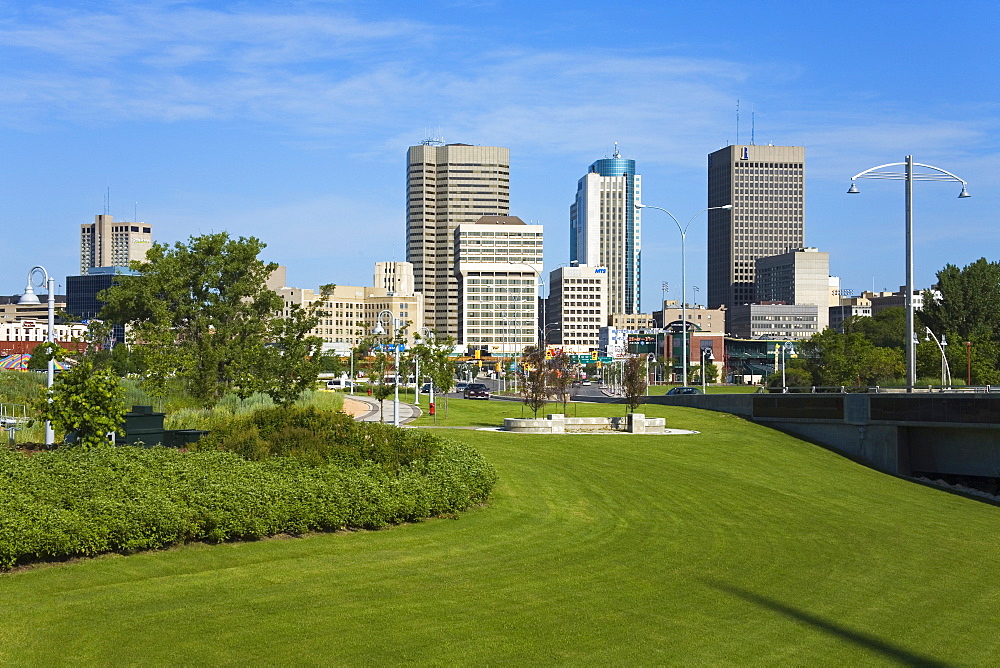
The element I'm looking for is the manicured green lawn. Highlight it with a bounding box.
[3,406,999,663]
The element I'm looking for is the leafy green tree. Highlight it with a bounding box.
[34,357,126,447]
[99,233,321,407]
[622,355,647,413]
[846,307,905,349]
[921,258,1000,341]
[411,331,456,396]
[518,346,548,417]
[799,329,903,387]
[261,290,330,405]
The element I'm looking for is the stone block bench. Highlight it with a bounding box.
[503,413,666,434]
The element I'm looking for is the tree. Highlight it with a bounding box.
[260,290,330,405]
[799,329,904,387]
[846,307,905,349]
[921,258,1000,342]
[34,357,126,447]
[411,331,457,396]
[99,233,320,407]
[518,345,548,417]
[621,355,647,413]
[547,350,573,413]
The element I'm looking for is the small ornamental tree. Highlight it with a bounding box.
[621,355,648,413]
[547,350,573,413]
[34,357,126,447]
[519,345,549,417]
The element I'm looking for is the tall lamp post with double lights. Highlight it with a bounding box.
[637,203,733,386]
[18,266,56,445]
[372,310,402,427]
[848,156,969,392]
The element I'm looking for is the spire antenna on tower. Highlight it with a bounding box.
[613,142,620,159]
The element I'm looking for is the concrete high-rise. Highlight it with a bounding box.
[454,216,542,356]
[570,146,642,317]
[755,247,831,332]
[406,142,510,339]
[80,214,153,275]
[707,145,805,310]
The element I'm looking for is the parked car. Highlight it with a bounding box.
[666,386,702,395]
[325,379,354,390]
[455,382,469,393]
[463,383,491,400]
[581,380,592,386]
[419,382,443,394]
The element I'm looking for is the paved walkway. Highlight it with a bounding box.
[343,395,422,425]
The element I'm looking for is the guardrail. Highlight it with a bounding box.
[757,385,998,394]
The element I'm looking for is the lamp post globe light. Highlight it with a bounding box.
[779,342,797,392]
[371,310,402,427]
[637,203,732,386]
[18,266,56,445]
[701,347,715,394]
[848,156,969,392]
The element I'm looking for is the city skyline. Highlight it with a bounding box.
[2,1,998,313]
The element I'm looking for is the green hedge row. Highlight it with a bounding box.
[0,439,497,570]
[192,406,441,471]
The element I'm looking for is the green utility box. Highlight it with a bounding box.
[121,405,166,447]
[165,429,209,448]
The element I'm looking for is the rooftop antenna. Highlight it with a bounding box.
[613,142,621,159]
[104,187,110,215]
[751,107,755,146]
[736,99,740,145]
[134,201,138,222]
[420,129,444,146]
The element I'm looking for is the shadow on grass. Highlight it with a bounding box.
[702,579,947,666]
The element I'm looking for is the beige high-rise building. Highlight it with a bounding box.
[707,145,805,311]
[406,142,510,339]
[80,214,153,274]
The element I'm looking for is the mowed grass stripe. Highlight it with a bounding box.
[2,404,999,664]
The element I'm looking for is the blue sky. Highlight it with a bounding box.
[2,0,998,313]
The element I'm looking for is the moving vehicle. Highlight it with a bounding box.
[666,386,702,395]
[325,379,354,390]
[463,383,490,400]
[455,382,469,393]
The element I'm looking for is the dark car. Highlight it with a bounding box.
[666,386,702,395]
[463,383,491,400]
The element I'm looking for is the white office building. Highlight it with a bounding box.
[455,215,543,356]
[546,265,608,353]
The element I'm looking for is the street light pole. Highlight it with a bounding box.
[637,204,732,386]
[925,327,951,388]
[372,310,401,427]
[848,157,969,392]
[18,266,55,445]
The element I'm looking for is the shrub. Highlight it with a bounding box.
[193,406,439,472]
[0,438,497,569]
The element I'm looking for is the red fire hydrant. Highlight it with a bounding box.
[429,402,436,415]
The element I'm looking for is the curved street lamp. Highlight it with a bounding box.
[18,266,56,445]
[637,203,732,386]
[372,310,402,427]
[848,156,969,392]
[924,327,952,388]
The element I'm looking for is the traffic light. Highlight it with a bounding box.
[545,348,553,360]
[590,350,598,361]
[474,349,481,359]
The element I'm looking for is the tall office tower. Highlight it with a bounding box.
[454,216,542,356]
[80,214,153,275]
[406,142,510,339]
[570,145,642,317]
[706,145,805,310]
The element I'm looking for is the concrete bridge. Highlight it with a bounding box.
[636,393,1000,479]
